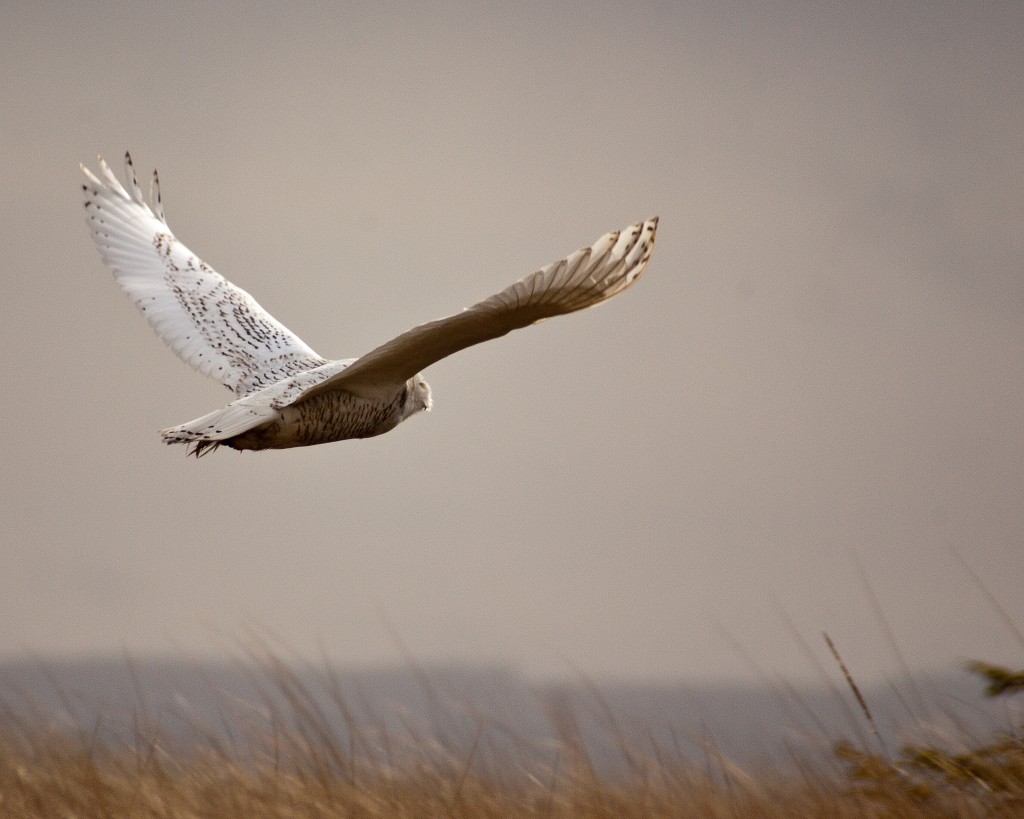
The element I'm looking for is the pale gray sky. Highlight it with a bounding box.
[1,1,1022,684]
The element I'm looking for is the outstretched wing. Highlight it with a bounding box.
[285,217,658,405]
[82,153,328,396]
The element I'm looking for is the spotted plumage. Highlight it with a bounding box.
[82,153,658,455]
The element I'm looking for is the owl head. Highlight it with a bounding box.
[404,374,433,418]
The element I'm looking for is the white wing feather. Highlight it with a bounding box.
[280,217,658,405]
[82,154,327,396]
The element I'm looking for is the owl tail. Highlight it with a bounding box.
[160,400,278,456]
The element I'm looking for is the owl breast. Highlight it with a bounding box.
[228,388,407,450]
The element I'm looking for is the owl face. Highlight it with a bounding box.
[405,375,433,418]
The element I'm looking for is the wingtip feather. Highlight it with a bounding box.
[150,169,165,222]
[124,151,146,207]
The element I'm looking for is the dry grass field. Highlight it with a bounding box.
[1,654,1023,818]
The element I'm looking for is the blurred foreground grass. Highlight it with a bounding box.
[1,657,1023,818]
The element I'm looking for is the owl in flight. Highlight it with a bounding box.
[82,153,658,455]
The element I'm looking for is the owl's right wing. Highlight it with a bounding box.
[82,153,328,397]
[281,217,658,406]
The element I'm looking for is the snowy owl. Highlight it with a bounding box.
[82,153,658,455]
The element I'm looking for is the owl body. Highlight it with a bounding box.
[179,376,432,454]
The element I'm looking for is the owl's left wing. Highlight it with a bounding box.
[82,153,328,396]
[282,217,658,406]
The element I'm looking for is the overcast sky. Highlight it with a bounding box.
[1,1,1021,685]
